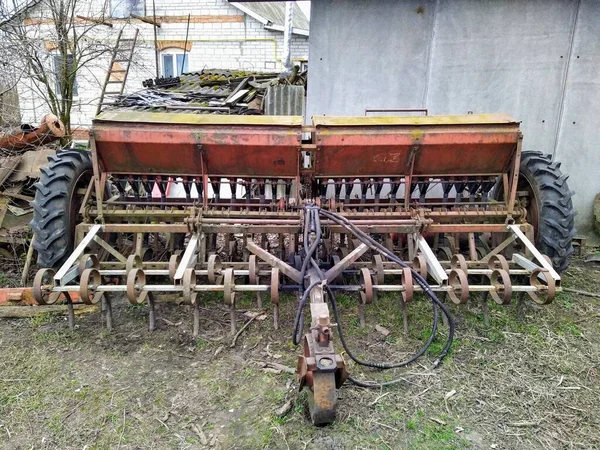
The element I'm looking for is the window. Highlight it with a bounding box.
[161,53,188,77]
[110,0,144,19]
[53,54,78,97]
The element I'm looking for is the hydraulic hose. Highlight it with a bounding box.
[294,205,455,388]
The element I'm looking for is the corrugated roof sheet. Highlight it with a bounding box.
[231,2,309,30]
[102,68,307,116]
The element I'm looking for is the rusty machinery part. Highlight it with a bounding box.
[359,267,374,305]
[528,268,556,305]
[412,254,428,279]
[33,268,60,305]
[293,206,454,390]
[126,268,150,305]
[400,267,413,303]
[30,149,93,269]
[248,255,259,284]
[168,253,182,282]
[447,269,469,305]
[29,114,575,424]
[223,268,235,306]
[126,254,143,274]
[450,254,468,273]
[207,254,222,284]
[270,267,280,305]
[182,268,198,305]
[78,253,100,275]
[488,254,510,273]
[79,268,103,305]
[0,114,65,152]
[488,269,512,305]
[372,254,384,284]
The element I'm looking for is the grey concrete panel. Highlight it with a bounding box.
[307,0,435,118]
[426,0,578,155]
[554,0,600,235]
[306,0,598,235]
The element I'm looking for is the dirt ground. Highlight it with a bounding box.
[0,257,599,450]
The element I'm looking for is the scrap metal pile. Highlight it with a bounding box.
[111,68,307,115]
[0,114,65,262]
[29,110,575,424]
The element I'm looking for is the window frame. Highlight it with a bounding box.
[160,50,189,78]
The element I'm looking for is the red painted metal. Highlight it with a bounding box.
[0,287,81,306]
[92,118,303,178]
[313,115,520,177]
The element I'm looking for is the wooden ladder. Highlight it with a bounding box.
[96,28,139,115]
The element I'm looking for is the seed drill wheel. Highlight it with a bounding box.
[30,149,93,269]
[496,151,576,272]
[33,268,60,305]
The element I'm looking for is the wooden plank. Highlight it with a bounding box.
[0,304,97,318]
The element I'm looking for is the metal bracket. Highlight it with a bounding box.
[54,224,102,285]
[246,240,302,284]
[507,224,560,282]
[415,234,448,284]
[174,233,199,282]
[324,243,368,282]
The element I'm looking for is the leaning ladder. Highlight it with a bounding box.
[96,28,139,115]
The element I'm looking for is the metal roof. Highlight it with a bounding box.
[229,2,309,32]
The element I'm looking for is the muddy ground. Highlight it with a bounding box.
[0,258,599,450]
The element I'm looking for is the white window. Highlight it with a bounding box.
[161,51,189,77]
[53,54,78,97]
[110,0,144,19]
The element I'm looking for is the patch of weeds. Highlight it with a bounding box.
[33,330,69,344]
[335,293,355,308]
[236,293,254,308]
[28,312,56,327]
[559,294,575,309]
[240,367,255,378]
[556,322,582,336]
[126,303,145,310]
[263,388,286,404]
[195,338,208,349]
[406,417,418,430]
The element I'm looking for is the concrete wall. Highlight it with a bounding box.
[307,0,600,237]
[16,0,308,130]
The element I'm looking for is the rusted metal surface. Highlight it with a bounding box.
[23,111,569,426]
[313,114,521,177]
[0,114,65,152]
[93,113,303,177]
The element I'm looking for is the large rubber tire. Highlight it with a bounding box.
[30,149,93,268]
[518,151,576,273]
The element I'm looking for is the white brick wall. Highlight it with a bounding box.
[16,0,309,130]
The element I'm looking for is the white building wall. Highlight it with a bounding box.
[16,0,309,131]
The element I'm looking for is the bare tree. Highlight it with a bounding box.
[0,0,116,142]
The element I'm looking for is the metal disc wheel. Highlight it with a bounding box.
[33,268,59,305]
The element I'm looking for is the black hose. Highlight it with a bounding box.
[293,208,322,345]
[293,205,455,388]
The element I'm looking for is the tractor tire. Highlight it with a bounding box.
[518,151,576,273]
[30,149,93,269]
